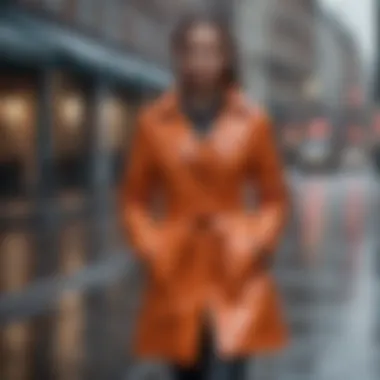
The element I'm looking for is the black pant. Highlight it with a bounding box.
[172,326,247,380]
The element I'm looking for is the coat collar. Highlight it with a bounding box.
[156,86,249,121]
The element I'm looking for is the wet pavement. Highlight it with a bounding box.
[264,170,379,380]
[127,168,380,379]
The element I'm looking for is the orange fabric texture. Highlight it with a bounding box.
[120,88,289,366]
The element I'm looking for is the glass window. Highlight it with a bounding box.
[52,75,88,205]
[0,72,37,204]
[53,221,86,377]
[98,93,136,186]
[0,229,35,379]
[0,231,35,294]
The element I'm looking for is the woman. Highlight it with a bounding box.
[121,12,289,380]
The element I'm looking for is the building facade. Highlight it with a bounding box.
[312,4,363,154]
[236,0,316,123]
[314,7,362,111]
[314,10,346,110]
[0,2,172,380]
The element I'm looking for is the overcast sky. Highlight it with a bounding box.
[321,0,374,63]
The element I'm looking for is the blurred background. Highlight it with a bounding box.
[0,0,379,379]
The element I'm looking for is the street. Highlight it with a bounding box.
[265,169,379,380]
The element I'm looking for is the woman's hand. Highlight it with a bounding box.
[225,229,257,275]
[215,214,266,295]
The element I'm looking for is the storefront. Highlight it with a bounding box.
[0,4,171,380]
[0,67,143,200]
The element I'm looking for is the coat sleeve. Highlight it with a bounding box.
[251,110,289,254]
[119,113,187,283]
[119,113,158,260]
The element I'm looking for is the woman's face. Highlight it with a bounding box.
[176,22,227,91]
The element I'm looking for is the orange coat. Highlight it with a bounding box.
[120,88,289,366]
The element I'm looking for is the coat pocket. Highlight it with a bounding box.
[220,215,257,274]
[146,220,191,285]
[216,213,274,297]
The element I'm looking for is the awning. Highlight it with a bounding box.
[0,18,56,63]
[8,11,172,89]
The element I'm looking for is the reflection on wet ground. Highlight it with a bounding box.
[253,171,379,380]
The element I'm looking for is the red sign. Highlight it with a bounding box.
[348,126,362,143]
[308,118,330,140]
[372,112,380,134]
